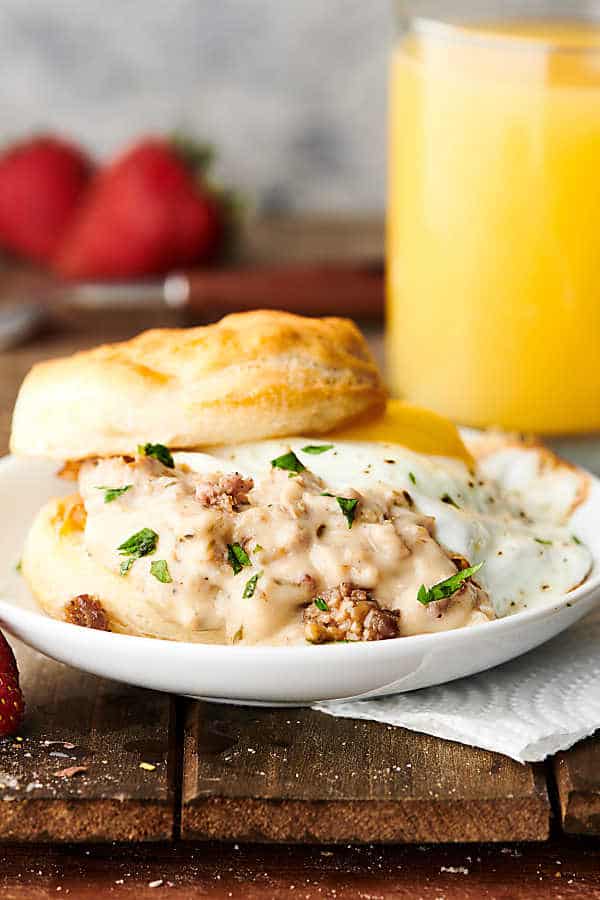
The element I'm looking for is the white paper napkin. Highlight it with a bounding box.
[312,609,600,763]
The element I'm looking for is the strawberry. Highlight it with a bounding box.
[0,632,24,737]
[54,136,224,280]
[0,135,93,264]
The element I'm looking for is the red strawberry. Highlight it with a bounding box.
[54,137,224,280]
[0,135,93,264]
[0,632,24,737]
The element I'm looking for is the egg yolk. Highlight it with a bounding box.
[327,400,474,467]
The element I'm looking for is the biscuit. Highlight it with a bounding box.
[11,310,387,459]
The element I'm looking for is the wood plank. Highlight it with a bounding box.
[181,703,550,843]
[0,837,598,900]
[0,642,176,842]
[554,733,600,835]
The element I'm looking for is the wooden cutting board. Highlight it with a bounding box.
[0,640,584,844]
[1,639,599,844]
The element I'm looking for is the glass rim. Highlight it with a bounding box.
[412,15,600,54]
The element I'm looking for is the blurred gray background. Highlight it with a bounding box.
[0,1,393,215]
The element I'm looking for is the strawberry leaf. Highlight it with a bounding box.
[170,133,214,176]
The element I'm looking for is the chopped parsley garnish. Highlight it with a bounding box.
[535,537,553,546]
[96,484,132,504]
[441,493,460,509]
[301,444,333,455]
[336,497,359,528]
[243,571,262,598]
[138,442,174,469]
[117,528,158,577]
[15,559,22,573]
[572,535,582,545]
[120,558,135,577]
[150,560,172,583]
[321,492,359,529]
[417,562,484,606]
[254,544,264,553]
[232,626,244,643]
[118,527,158,557]
[314,597,329,612]
[227,542,251,575]
[270,450,306,474]
[408,472,416,485]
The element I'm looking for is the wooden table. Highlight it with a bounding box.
[0,218,599,898]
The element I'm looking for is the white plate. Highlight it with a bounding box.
[0,454,599,706]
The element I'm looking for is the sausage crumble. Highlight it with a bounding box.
[65,594,110,631]
[303,582,401,643]
[195,473,254,511]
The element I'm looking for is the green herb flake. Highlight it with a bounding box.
[270,450,306,474]
[572,535,582,545]
[117,527,159,562]
[417,585,429,606]
[320,492,359,528]
[232,626,244,644]
[440,493,460,509]
[417,562,484,606]
[120,558,135,577]
[138,443,175,469]
[408,472,417,485]
[336,497,359,529]
[96,484,133,504]
[227,542,251,575]
[243,571,263,599]
[301,444,334,455]
[254,544,264,553]
[314,597,329,612]
[150,559,172,583]
[535,537,553,546]
[15,559,22,573]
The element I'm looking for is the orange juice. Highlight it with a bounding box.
[387,19,600,433]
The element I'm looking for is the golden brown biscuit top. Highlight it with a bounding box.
[10,310,387,460]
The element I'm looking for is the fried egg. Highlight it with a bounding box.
[177,435,592,620]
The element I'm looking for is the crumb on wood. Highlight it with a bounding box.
[53,765,88,778]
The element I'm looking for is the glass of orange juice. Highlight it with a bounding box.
[387,1,600,435]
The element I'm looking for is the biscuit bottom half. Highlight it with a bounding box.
[21,495,225,643]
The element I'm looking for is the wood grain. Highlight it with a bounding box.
[0,837,599,899]
[181,703,549,843]
[554,733,600,835]
[0,643,176,842]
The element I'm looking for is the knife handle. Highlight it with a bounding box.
[168,262,385,321]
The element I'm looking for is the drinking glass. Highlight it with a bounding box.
[387,0,600,435]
